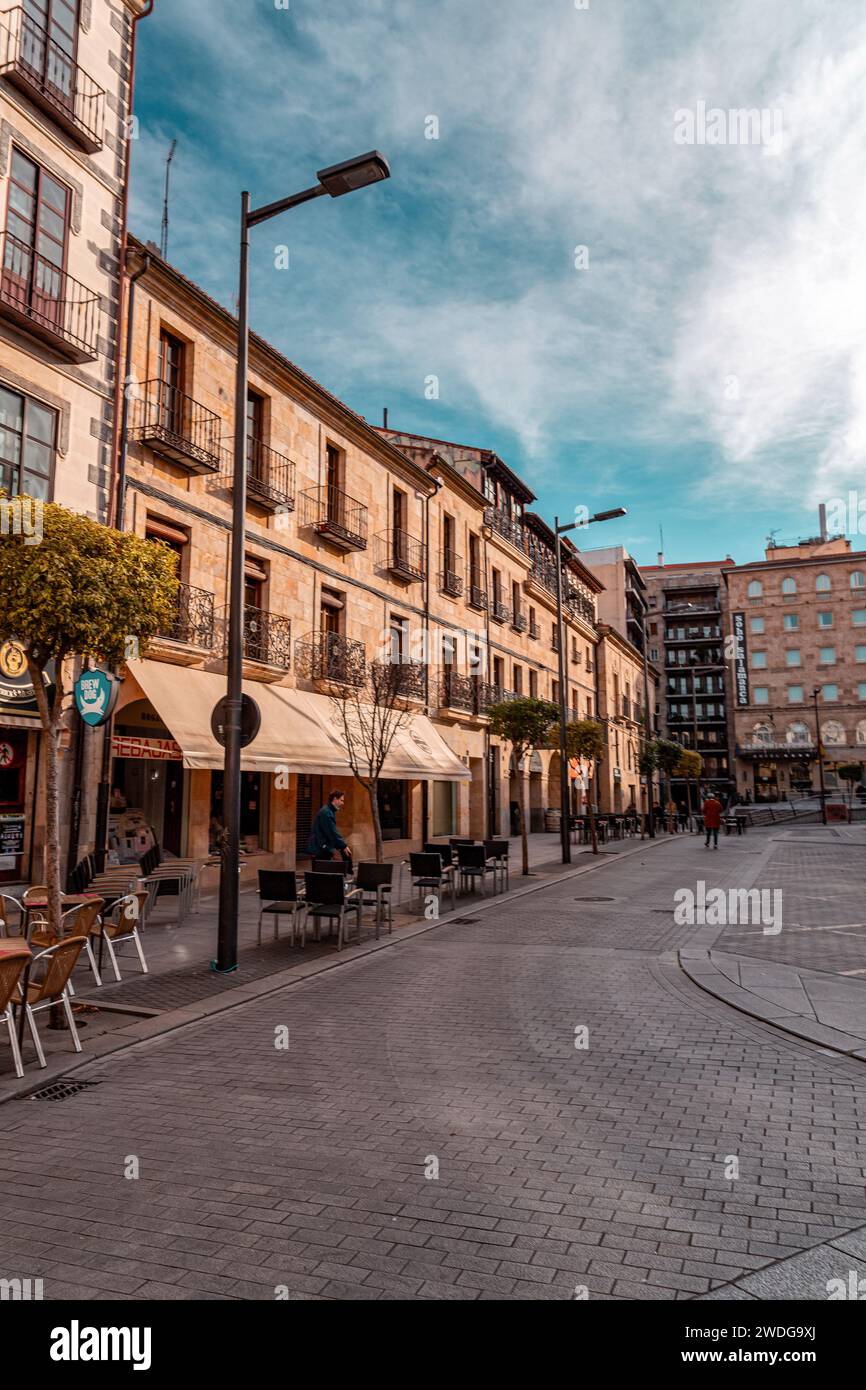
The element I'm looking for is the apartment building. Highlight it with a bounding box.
[724,529,866,802]
[0,0,150,885]
[641,558,736,800]
[582,544,649,656]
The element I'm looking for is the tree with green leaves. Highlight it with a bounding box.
[655,737,684,832]
[556,718,607,854]
[674,748,703,824]
[0,499,178,937]
[637,740,658,838]
[487,697,558,874]
[837,762,863,824]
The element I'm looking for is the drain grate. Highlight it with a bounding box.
[451,916,481,924]
[574,896,616,903]
[29,1077,101,1102]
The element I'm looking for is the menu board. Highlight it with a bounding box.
[0,813,24,870]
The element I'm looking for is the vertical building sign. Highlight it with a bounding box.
[733,612,749,707]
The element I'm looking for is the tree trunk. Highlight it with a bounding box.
[28,654,63,938]
[588,766,599,854]
[365,779,384,863]
[645,773,655,838]
[517,755,529,876]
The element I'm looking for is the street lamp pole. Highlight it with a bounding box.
[214,152,391,974]
[553,507,627,865]
[812,686,827,826]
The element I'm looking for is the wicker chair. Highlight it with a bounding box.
[30,899,105,991]
[0,895,24,938]
[15,937,86,1067]
[101,892,149,981]
[0,945,32,1078]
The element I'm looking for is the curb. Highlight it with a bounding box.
[0,833,677,1104]
[678,949,866,1063]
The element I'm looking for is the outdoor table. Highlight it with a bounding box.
[22,891,120,973]
[0,939,32,1048]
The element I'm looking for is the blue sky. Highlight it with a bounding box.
[131,0,866,567]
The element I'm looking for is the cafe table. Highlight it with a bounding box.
[0,938,32,1049]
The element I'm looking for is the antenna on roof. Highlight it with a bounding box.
[383,407,388,429]
[160,139,177,260]
[657,523,664,567]
[766,528,780,550]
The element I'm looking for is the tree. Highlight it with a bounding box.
[674,749,703,824]
[837,762,863,824]
[488,697,558,874]
[557,718,606,854]
[329,657,416,862]
[655,738,684,832]
[0,498,178,938]
[637,741,658,838]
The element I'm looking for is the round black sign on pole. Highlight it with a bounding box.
[211,694,261,749]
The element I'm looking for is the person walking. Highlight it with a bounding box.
[307,789,352,866]
[702,790,723,849]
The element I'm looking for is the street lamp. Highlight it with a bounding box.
[554,506,627,864]
[214,151,391,974]
[812,686,828,826]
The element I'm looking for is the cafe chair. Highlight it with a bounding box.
[409,852,456,914]
[15,937,87,1068]
[257,871,308,948]
[456,843,497,897]
[0,895,24,939]
[0,945,31,1078]
[483,840,510,892]
[303,872,362,951]
[354,862,394,937]
[313,858,353,877]
[30,899,105,992]
[101,892,150,981]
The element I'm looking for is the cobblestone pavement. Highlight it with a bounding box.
[1,831,865,1301]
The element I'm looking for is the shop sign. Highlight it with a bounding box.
[74,669,120,727]
[732,612,749,707]
[0,639,53,714]
[0,813,24,869]
[112,734,183,762]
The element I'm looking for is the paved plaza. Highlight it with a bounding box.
[1,824,865,1300]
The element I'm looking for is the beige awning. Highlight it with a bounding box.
[125,661,470,780]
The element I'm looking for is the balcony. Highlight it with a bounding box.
[224,438,295,511]
[300,485,367,550]
[477,682,517,712]
[379,528,424,582]
[372,659,425,699]
[440,669,477,713]
[438,551,463,598]
[565,588,596,625]
[295,631,366,688]
[0,8,105,152]
[217,604,292,676]
[665,599,720,617]
[129,381,222,474]
[150,582,215,665]
[490,597,511,626]
[526,554,558,600]
[483,506,527,554]
[511,612,528,634]
[0,231,99,362]
[467,582,488,612]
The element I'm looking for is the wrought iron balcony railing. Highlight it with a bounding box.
[529,620,540,640]
[380,527,424,581]
[490,597,511,625]
[295,631,367,687]
[0,230,99,362]
[467,581,488,612]
[440,669,476,713]
[511,612,527,633]
[438,550,463,597]
[217,604,291,670]
[373,659,425,698]
[129,380,222,473]
[565,588,596,624]
[156,582,215,650]
[0,7,105,152]
[528,554,558,597]
[300,484,367,549]
[484,506,526,553]
[477,682,517,711]
[239,438,295,511]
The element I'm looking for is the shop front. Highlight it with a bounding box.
[0,639,53,885]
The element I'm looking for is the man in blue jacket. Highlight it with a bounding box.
[307,789,351,863]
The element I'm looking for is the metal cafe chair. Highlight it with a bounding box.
[303,872,362,951]
[101,892,150,981]
[483,840,510,892]
[354,862,394,938]
[0,945,31,1078]
[409,852,456,914]
[15,937,87,1068]
[456,843,497,897]
[257,871,308,948]
[30,899,105,992]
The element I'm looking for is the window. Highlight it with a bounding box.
[389,613,410,664]
[0,385,56,500]
[853,609,866,626]
[650,647,658,661]
[781,577,796,595]
[3,149,71,331]
[751,651,767,669]
[822,720,845,745]
[783,613,799,631]
[785,649,801,666]
[818,611,833,628]
[468,533,481,588]
[787,686,804,703]
[432,781,456,838]
[158,328,185,431]
[754,687,769,704]
[859,684,866,701]
[815,573,831,592]
[821,684,838,701]
[528,604,536,634]
[377,779,408,840]
[551,679,559,704]
[529,669,538,699]
[819,646,836,665]
[513,664,523,695]
[325,442,343,519]
[856,646,866,663]
[246,389,266,477]
[750,617,765,634]
[851,571,865,590]
[787,721,810,745]
[747,580,763,597]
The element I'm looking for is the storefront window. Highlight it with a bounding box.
[432,780,456,837]
[210,770,267,852]
[377,779,408,840]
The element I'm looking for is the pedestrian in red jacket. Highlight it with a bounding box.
[702,793,723,849]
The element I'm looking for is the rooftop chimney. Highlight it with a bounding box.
[818,502,828,541]
[383,407,389,429]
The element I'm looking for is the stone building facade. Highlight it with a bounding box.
[0,0,151,887]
